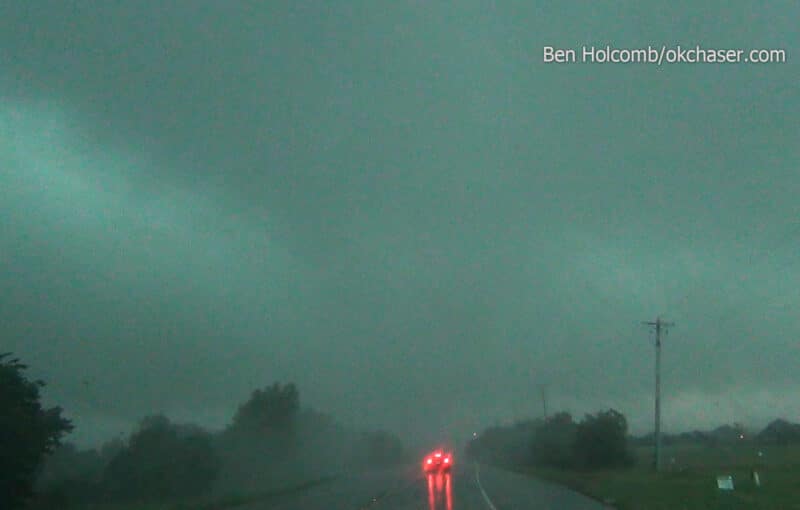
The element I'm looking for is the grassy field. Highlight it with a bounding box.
[522,443,800,510]
[30,476,335,510]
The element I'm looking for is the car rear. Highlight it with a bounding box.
[422,450,453,472]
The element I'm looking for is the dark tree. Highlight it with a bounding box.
[573,409,633,469]
[758,419,800,445]
[531,412,577,468]
[230,382,300,435]
[0,353,73,509]
[102,415,220,502]
[98,436,126,466]
[36,442,103,487]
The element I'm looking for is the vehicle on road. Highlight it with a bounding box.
[422,449,453,472]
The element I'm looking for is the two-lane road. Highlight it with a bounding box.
[245,463,609,509]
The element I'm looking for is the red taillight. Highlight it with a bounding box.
[426,458,432,464]
[444,457,450,463]
[435,452,442,457]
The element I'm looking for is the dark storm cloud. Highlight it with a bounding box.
[1,1,799,446]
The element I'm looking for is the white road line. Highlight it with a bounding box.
[474,462,498,510]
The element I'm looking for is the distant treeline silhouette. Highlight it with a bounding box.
[467,410,800,473]
[466,409,634,470]
[1,353,406,510]
[631,419,800,446]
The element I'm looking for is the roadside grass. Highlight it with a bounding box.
[49,476,335,510]
[174,476,335,510]
[521,444,800,510]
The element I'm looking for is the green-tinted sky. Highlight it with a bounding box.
[1,1,798,447]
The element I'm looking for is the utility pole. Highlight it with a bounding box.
[539,384,548,420]
[642,316,673,472]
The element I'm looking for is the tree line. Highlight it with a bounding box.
[466,409,634,471]
[1,353,406,509]
[467,409,800,474]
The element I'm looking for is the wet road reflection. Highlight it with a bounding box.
[426,472,453,510]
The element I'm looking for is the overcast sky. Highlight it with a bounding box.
[1,1,798,448]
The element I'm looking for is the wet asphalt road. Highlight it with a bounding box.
[242,463,609,510]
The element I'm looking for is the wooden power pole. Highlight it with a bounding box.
[539,384,548,420]
[643,316,673,471]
